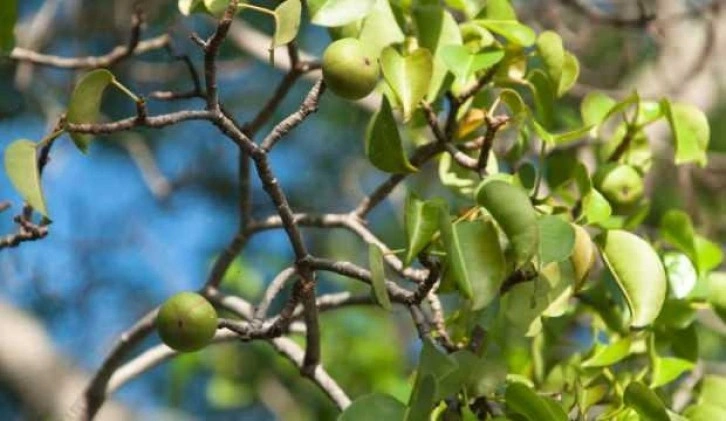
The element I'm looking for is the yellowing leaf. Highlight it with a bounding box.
[273,0,301,46]
[4,139,48,216]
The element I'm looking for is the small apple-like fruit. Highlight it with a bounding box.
[322,38,379,100]
[156,292,218,352]
[593,164,644,208]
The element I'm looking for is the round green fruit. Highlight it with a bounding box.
[594,164,644,207]
[322,38,379,100]
[156,292,218,352]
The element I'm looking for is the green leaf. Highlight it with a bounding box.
[404,194,443,265]
[581,91,617,128]
[651,357,693,388]
[505,382,568,421]
[661,99,710,166]
[66,69,115,153]
[369,244,392,311]
[273,0,301,46]
[475,20,536,47]
[536,31,564,88]
[204,0,230,16]
[365,96,416,173]
[4,139,48,217]
[558,52,579,97]
[441,219,506,310]
[0,0,17,53]
[532,120,592,146]
[380,47,433,121]
[441,45,504,81]
[699,376,726,410]
[660,210,698,271]
[598,230,667,328]
[178,0,207,15]
[358,0,405,58]
[694,236,723,274]
[406,374,437,421]
[538,215,576,266]
[707,272,726,324]
[500,89,528,121]
[475,179,539,267]
[417,339,459,386]
[663,252,697,299]
[582,337,632,368]
[485,0,517,20]
[583,189,612,225]
[308,0,376,27]
[623,381,669,421]
[413,6,462,101]
[684,404,726,421]
[527,69,555,129]
[338,393,406,420]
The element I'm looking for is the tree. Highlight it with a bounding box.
[1,0,726,420]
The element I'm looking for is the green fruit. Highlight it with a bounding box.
[322,38,379,100]
[156,292,218,352]
[594,164,644,207]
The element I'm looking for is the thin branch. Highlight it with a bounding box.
[261,80,325,152]
[201,0,239,111]
[10,8,169,69]
[255,266,297,320]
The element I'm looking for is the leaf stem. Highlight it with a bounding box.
[111,78,141,103]
[36,129,65,149]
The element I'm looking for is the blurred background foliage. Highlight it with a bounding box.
[1,0,726,419]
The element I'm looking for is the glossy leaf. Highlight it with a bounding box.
[405,374,437,421]
[359,0,405,58]
[0,0,17,53]
[4,139,48,217]
[476,179,539,267]
[694,235,723,274]
[475,20,536,47]
[528,70,555,128]
[441,45,504,81]
[485,0,517,20]
[582,337,632,368]
[67,69,115,153]
[417,339,459,386]
[699,376,726,409]
[365,96,417,173]
[623,381,669,421]
[440,218,505,309]
[369,244,392,311]
[660,210,698,270]
[538,215,575,266]
[558,52,579,97]
[570,224,595,286]
[404,194,443,265]
[651,357,693,388]
[581,91,616,128]
[273,0,301,46]
[413,6,462,101]
[338,393,406,420]
[204,0,229,16]
[505,382,568,421]
[178,0,205,14]
[380,47,433,121]
[707,272,726,324]
[536,31,564,87]
[308,0,375,27]
[663,252,697,299]
[583,189,612,225]
[684,404,726,421]
[661,99,710,166]
[598,230,667,328]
